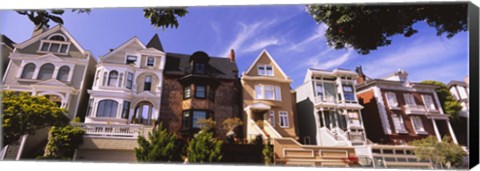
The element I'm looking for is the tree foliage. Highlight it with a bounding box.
[40,125,84,160]
[197,118,216,132]
[262,142,274,165]
[16,9,90,30]
[410,136,467,169]
[134,123,183,162]
[222,117,243,134]
[1,91,70,146]
[186,126,223,163]
[144,8,188,30]
[420,80,463,119]
[307,4,467,54]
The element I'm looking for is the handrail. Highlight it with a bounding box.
[0,145,8,160]
[333,127,348,141]
[263,121,282,138]
[248,119,267,139]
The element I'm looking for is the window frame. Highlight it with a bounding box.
[257,64,274,76]
[126,72,134,89]
[96,100,119,118]
[121,101,130,119]
[342,84,356,101]
[403,93,416,106]
[278,111,289,128]
[254,84,281,101]
[146,56,155,67]
[422,94,436,111]
[391,114,407,134]
[194,84,207,99]
[56,65,70,82]
[37,63,55,80]
[386,92,399,108]
[194,62,206,74]
[20,63,36,79]
[144,75,152,91]
[107,70,119,87]
[410,116,427,134]
[184,85,192,99]
[125,55,138,65]
[38,39,71,54]
[269,111,275,126]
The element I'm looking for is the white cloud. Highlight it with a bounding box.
[309,49,353,69]
[288,23,328,52]
[243,37,282,52]
[361,35,465,79]
[220,20,277,57]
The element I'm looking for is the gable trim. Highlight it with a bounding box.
[100,37,146,61]
[245,49,289,80]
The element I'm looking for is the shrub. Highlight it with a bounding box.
[410,136,467,169]
[187,130,223,163]
[42,125,84,159]
[262,142,274,165]
[135,123,183,162]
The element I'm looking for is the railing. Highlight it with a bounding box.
[263,121,282,139]
[314,95,336,104]
[72,123,144,139]
[319,127,351,146]
[0,145,8,160]
[403,105,427,115]
[370,145,433,168]
[333,127,348,141]
[247,119,267,142]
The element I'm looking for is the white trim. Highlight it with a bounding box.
[410,116,428,135]
[100,37,146,61]
[431,119,442,142]
[245,49,289,80]
[446,121,459,144]
[257,64,274,76]
[371,87,392,134]
[2,58,12,84]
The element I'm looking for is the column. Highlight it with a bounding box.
[431,119,442,142]
[446,120,459,144]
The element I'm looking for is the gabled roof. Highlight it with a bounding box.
[447,80,468,88]
[146,34,164,51]
[164,52,238,80]
[14,25,87,55]
[1,34,15,49]
[99,37,146,61]
[244,49,289,80]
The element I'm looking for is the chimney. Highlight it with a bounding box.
[32,25,48,38]
[229,49,235,62]
[355,66,366,84]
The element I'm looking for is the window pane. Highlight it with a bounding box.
[195,85,206,98]
[266,65,273,76]
[255,85,262,99]
[40,43,49,51]
[195,63,205,74]
[192,111,207,128]
[50,35,65,41]
[38,63,55,80]
[144,75,152,91]
[147,57,154,66]
[108,71,118,86]
[183,111,190,129]
[59,44,68,53]
[258,66,265,75]
[343,85,353,92]
[141,104,151,124]
[279,111,289,127]
[265,85,274,100]
[97,100,118,117]
[56,66,70,81]
[184,86,192,98]
[126,55,137,64]
[126,72,133,89]
[275,86,281,101]
[21,63,36,79]
[316,83,323,96]
[269,111,275,126]
[50,43,60,52]
[122,101,130,119]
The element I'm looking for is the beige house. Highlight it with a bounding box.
[73,34,165,162]
[241,50,297,142]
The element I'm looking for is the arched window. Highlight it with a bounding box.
[133,102,154,125]
[108,71,118,86]
[144,75,152,91]
[56,66,70,81]
[49,35,66,41]
[96,100,118,117]
[21,63,36,79]
[37,63,55,80]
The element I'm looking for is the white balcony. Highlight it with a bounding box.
[72,123,144,139]
[314,95,337,107]
[403,105,427,115]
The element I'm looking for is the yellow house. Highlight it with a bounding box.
[241,49,297,142]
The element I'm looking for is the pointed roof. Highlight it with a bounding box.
[146,34,164,51]
[1,34,15,49]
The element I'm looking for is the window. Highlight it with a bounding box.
[422,95,435,110]
[184,86,192,99]
[255,84,281,100]
[269,111,275,126]
[122,101,130,119]
[147,56,155,66]
[39,42,69,53]
[386,92,398,108]
[411,116,426,134]
[37,63,55,80]
[192,111,207,128]
[102,72,108,86]
[279,111,289,128]
[135,102,153,125]
[49,35,65,41]
[194,63,205,74]
[118,73,123,87]
[403,94,416,106]
[144,75,152,91]
[392,115,407,133]
[195,85,206,98]
[348,111,361,127]
[96,100,118,117]
[126,72,133,89]
[126,55,137,64]
[56,66,70,81]
[21,63,35,79]
[264,85,274,100]
[343,85,355,101]
[258,64,273,76]
[315,83,324,97]
[182,111,190,129]
[86,99,93,116]
[108,71,118,86]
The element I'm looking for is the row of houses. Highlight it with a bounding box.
[0,25,469,167]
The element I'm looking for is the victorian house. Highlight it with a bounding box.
[159,50,242,140]
[356,68,458,145]
[2,25,96,120]
[295,68,367,146]
[241,50,297,142]
[448,77,469,147]
[73,34,165,162]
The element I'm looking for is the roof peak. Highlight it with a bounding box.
[146,33,164,51]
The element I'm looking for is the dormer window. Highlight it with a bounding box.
[126,55,137,64]
[194,63,205,74]
[258,64,273,76]
[39,34,70,54]
[147,56,155,67]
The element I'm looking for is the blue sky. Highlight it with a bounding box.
[0,5,469,88]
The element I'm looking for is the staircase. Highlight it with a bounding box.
[1,143,21,160]
[319,127,351,146]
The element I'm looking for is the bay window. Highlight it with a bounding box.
[184,85,192,99]
[108,71,118,86]
[195,85,206,98]
[56,66,70,82]
[121,101,130,119]
[96,100,118,118]
[254,84,282,101]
